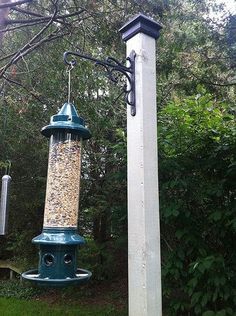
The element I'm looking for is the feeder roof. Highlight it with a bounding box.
[41,103,91,140]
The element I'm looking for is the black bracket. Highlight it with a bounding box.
[63,50,136,116]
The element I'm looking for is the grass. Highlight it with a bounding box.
[0,279,128,316]
[0,297,127,316]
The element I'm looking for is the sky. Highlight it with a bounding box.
[207,0,236,23]
[214,0,236,15]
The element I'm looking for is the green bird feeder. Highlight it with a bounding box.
[22,103,92,287]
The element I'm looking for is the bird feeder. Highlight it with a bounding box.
[0,173,11,235]
[22,103,92,286]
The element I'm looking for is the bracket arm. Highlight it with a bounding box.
[63,50,136,116]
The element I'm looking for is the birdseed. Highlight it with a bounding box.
[43,139,82,228]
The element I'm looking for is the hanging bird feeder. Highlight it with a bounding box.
[22,102,92,286]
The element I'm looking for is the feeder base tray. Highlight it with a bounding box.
[22,268,92,287]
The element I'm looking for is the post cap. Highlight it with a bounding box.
[119,13,162,42]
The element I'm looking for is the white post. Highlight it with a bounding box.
[120,14,162,316]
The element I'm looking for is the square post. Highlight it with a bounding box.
[120,14,162,316]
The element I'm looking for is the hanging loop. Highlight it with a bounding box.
[4,160,11,176]
[66,62,74,105]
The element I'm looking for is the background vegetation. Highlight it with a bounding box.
[0,0,235,315]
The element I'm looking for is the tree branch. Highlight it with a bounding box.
[11,6,44,18]
[0,50,16,62]
[0,30,69,79]
[0,20,45,33]
[190,70,236,87]
[5,9,85,25]
[0,7,58,77]
[3,74,46,104]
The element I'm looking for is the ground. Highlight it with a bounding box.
[0,277,128,316]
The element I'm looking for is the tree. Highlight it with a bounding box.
[158,86,236,314]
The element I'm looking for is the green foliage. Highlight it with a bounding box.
[0,297,126,316]
[202,310,234,316]
[0,280,41,300]
[159,88,236,314]
[79,238,127,281]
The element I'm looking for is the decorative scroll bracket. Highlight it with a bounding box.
[63,50,136,116]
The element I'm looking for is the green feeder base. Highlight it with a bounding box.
[22,228,92,287]
[22,268,92,287]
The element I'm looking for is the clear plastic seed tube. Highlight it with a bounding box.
[43,132,82,228]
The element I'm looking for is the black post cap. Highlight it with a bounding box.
[119,13,162,42]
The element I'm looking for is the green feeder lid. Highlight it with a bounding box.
[41,103,91,140]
